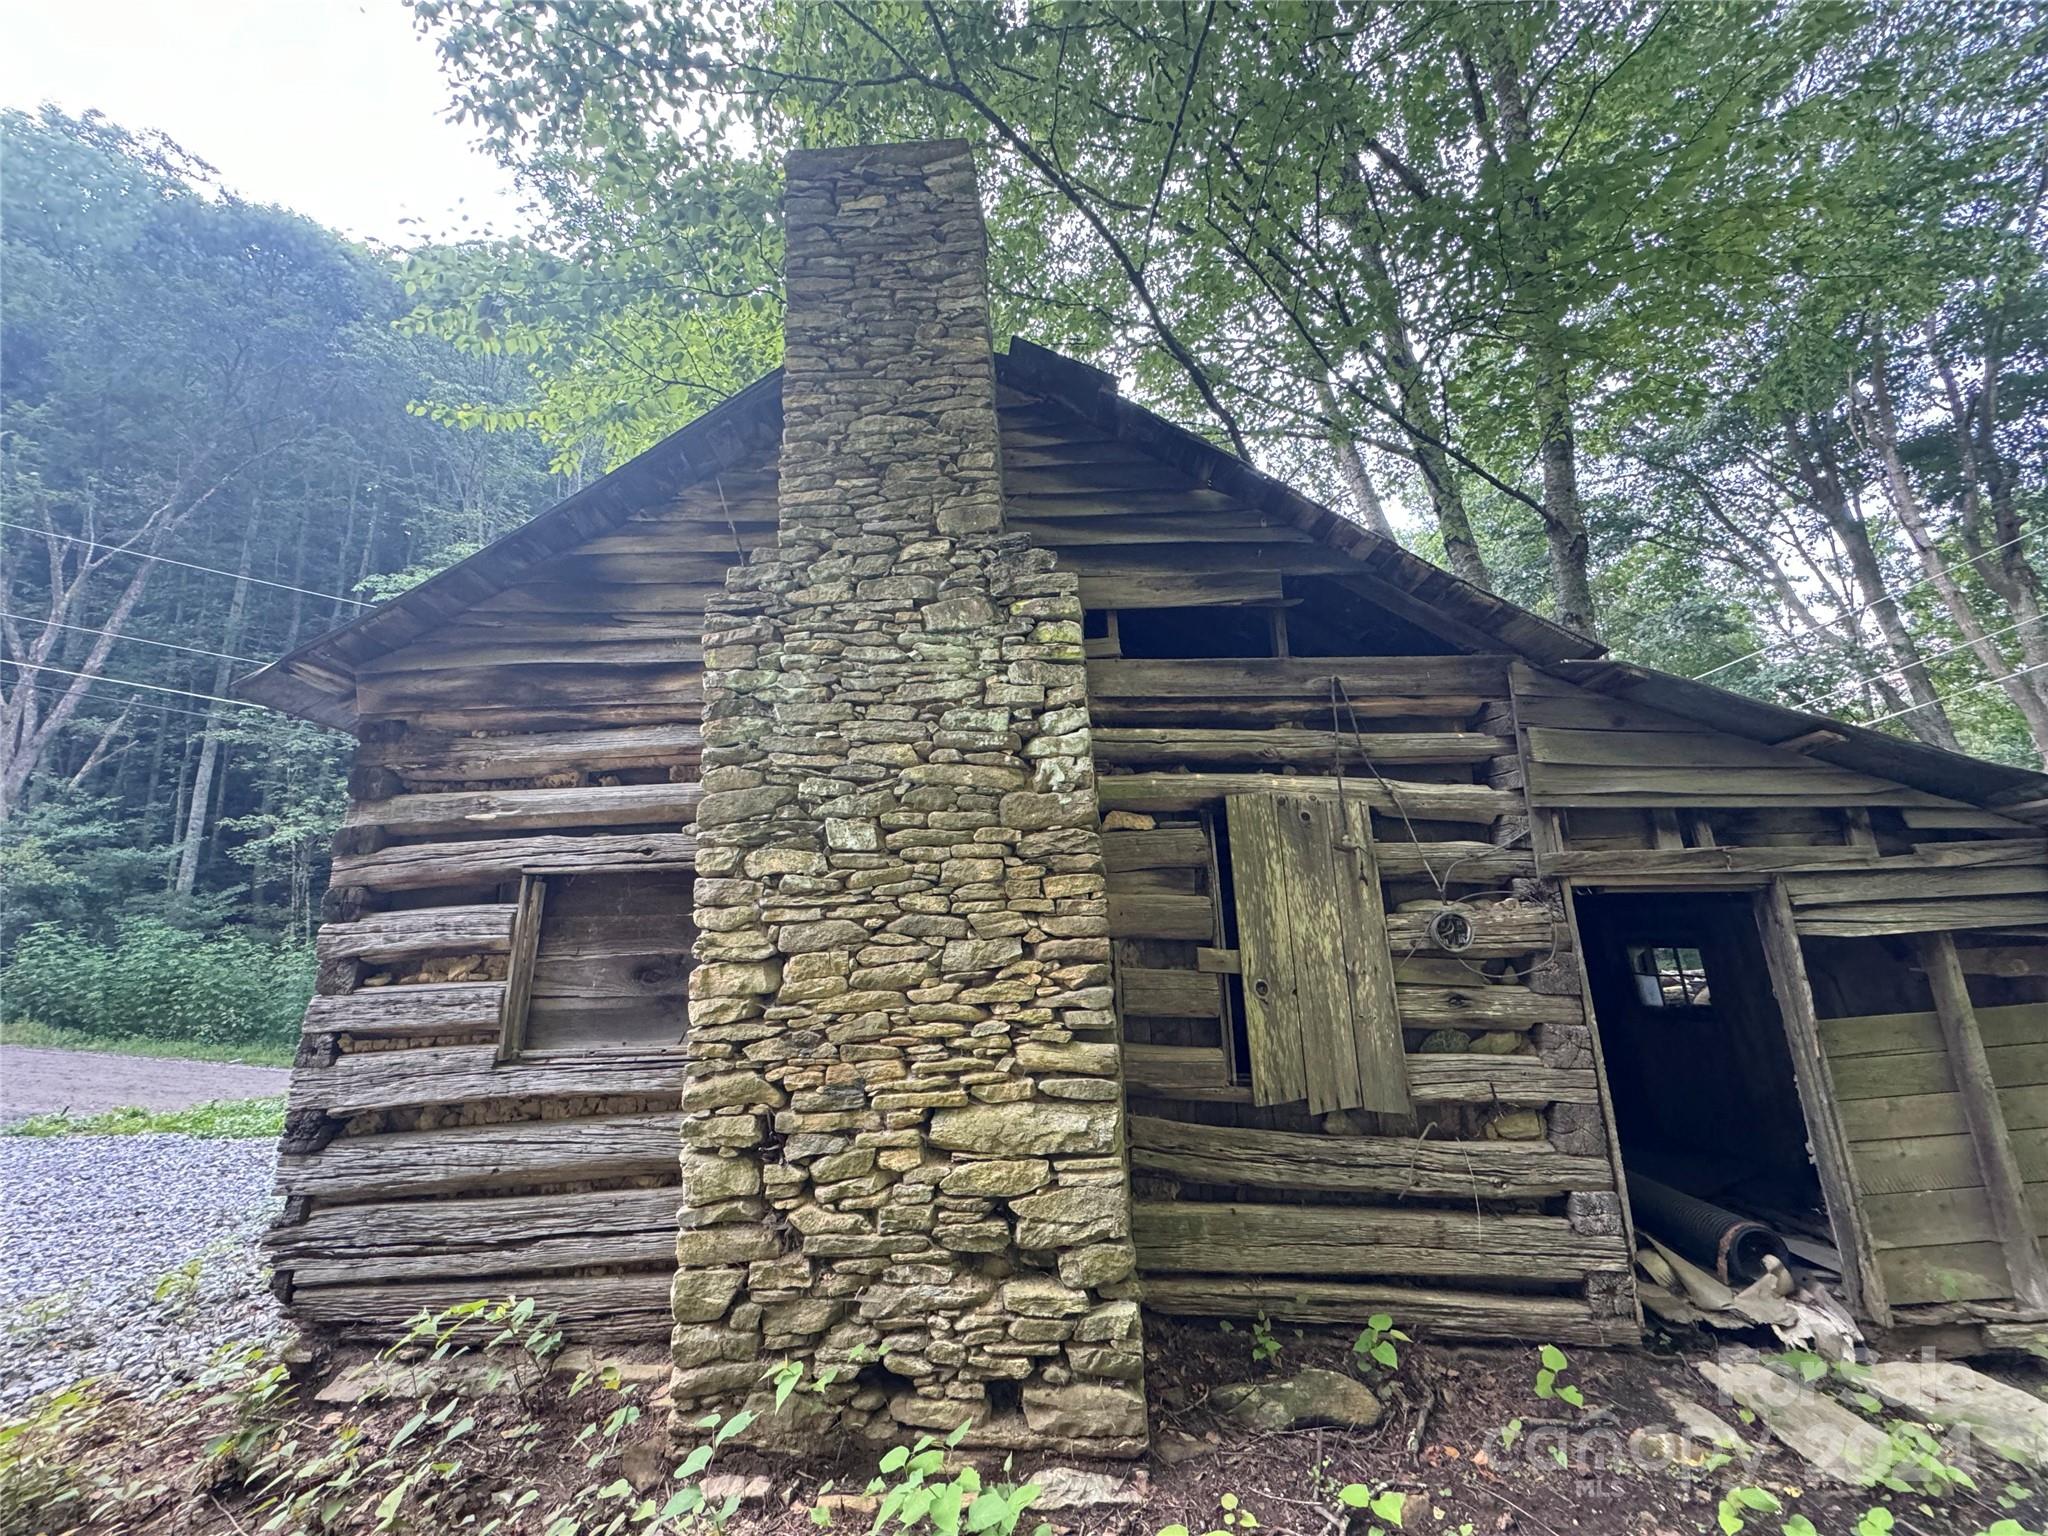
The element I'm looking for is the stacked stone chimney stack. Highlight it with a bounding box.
[680,141,1145,1455]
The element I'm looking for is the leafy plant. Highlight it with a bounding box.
[859,1422,1046,1536]
[1533,1344,1585,1409]
[1353,1313,1408,1373]
[1716,1485,1781,1535]
[1337,1483,1407,1533]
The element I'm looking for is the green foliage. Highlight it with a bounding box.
[1717,1485,1782,1535]
[1337,1483,1407,1532]
[1532,1344,1585,1410]
[0,1018,294,1067]
[2,1096,284,1140]
[1,918,312,1048]
[1352,1312,1408,1373]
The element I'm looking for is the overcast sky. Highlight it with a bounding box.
[2,0,528,246]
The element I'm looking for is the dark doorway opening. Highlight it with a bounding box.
[1576,890,1836,1279]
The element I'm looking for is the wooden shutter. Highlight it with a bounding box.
[1227,792,1408,1114]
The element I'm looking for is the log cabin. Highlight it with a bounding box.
[238,140,2048,1453]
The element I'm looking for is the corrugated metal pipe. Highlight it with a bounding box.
[1625,1170,1793,1285]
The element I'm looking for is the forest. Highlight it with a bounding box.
[2,0,2045,1054]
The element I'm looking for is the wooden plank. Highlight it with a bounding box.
[275,1113,681,1202]
[1101,826,1210,872]
[1139,1276,1628,1344]
[344,782,700,838]
[1127,1116,1610,1198]
[302,982,506,1039]
[1123,1043,1232,1092]
[1863,1186,2000,1250]
[1273,795,1365,1114]
[1527,726,1842,770]
[1946,944,2048,976]
[1798,897,2048,938]
[273,1186,679,1285]
[1396,984,1581,1031]
[1101,774,1514,824]
[1335,799,1408,1113]
[1089,656,1512,701]
[1879,1243,2014,1306]
[287,1043,686,1117]
[1835,1044,2048,1101]
[287,1272,674,1342]
[1695,1360,1893,1485]
[1075,572,1283,609]
[1529,762,1945,807]
[315,905,516,966]
[497,875,546,1059]
[1919,932,2048,1307]
[331,833,697,894]
[1375,842,1536,882]
[1758,881,1887,1323]
[1132,1201,1626,1282]
[1226,794,1309,1107]
[1106,892,1216,940]
[1787,867,2048,907]
[1119,967,1223,1018]
[1404,1055,1600,1104]
[1093,727,1500,769]
[1821,1003,2048,1058]
[1542,846,1878,878]
[1838,1084,2048,1142]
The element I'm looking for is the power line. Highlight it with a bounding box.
[1789,612,2048,714]
[0,611,260,666]
[1863,658,2048,726]
[0,657,263,713]
[0,519,372,607]
[7,675,221,723]
[1691,527,2044,682]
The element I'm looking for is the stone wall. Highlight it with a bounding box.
[676,141,1146,1455]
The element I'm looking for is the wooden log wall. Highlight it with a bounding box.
[268,471,775,1338]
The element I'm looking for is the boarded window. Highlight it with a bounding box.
[1226,792,1407,1114]
[503,869,693,1055]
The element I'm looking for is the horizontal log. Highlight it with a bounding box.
[1139,1276,1630,1344]
[1397,984,1582,1031]
[330,833,697,894]
[357,662,703,715]
[286,1272,675,1343]
[1529,762,1946,808]
[344,782,701,838]
[276,1113,681,1201]
[1098,774,1515,824]
[1074,571,1284,609]
[315,906,516,966]
[1128,1116,1612,1198]
[1093,727,1502,769]
[302,982,506,1039]
[1132,1201,1626,1282]
[1089,656,1511,701]
[287,1043,687,1117]
[276,1189,680,1287]
[1384,906,1554,957]
[1119,967,1224,1018]
[362,723,703,786]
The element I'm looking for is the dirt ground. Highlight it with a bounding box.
[0,1045,288,1122]
[32,1315,2048,1536]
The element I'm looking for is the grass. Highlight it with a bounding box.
[0,1018,296,1067]
[1,1097,285,1140]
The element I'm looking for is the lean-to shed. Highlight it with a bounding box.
[241,140,2048,1454]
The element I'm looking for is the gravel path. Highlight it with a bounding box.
[0,1134,284,1408]
[0,1045,290,1122]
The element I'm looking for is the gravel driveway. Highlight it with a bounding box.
[0,1134,284,1408]
[0,1045,290,1122]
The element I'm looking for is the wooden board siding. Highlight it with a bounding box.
[1074,566,1629,1339]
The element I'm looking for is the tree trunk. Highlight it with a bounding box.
[1317,378,1393,538]
[173,523,256,896]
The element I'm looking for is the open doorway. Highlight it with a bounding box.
[1575,890,1841,1285]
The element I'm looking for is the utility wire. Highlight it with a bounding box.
[1690,527,2044,682]
[1789,612,2048,714]
[1863,658,2048,726]
[0,656,263,712]
[7,675,221,723]
[0,519,372,607]
[0,610,261,666]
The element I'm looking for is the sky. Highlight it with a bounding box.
[1,0,528,246]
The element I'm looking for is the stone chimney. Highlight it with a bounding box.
[679,142,1145,1455]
